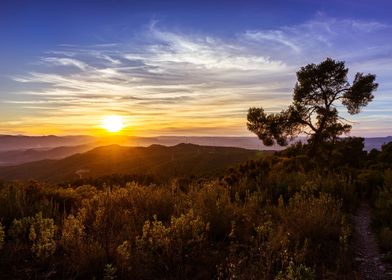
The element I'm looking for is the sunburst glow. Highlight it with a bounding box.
[102,116,124,133]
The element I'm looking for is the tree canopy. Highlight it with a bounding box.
[247,58,378,148]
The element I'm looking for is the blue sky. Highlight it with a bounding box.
[0,0,391,136]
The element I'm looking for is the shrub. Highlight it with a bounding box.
[275,260,315,280]
[373,170,392,229]
[189,181,236,241]
[9,212,56,259]
[115,240,131,267]
[136,209,209,253]
[276,192,342,267]
[9,216,35,243]
[103,263,117,280]
[28,212,56,258]
[61,213,85,253]
[0,222,5,249]
[135,210,209,278]
[357,169,384,196]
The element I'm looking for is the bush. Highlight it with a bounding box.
[9,212,56,258]
[373,170,392,254]
[276,192,342,267]
[103,263,117,280]
[134,210,209,278]
[373,170,392,229]
[190,182,236,241]
[275,260,315,280]
[0,222,4,249]
[61,213,85,253]
[29,213,56,258]
[357,169,384,196]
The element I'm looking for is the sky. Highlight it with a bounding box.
[0,0,391,137]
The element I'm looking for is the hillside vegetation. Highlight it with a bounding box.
[0,138,391,279]
[0,144,264,182]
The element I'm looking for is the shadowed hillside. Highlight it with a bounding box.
[0,144,265,182]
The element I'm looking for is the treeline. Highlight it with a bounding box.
[0,138,391,279]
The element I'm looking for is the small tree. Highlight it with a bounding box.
[247,58,378,152]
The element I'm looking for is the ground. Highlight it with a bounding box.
[353,202,392,279]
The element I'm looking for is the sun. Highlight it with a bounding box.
[102,116,124,133]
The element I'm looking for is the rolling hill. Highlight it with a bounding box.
[0,144,94,166]
[1,135,391,154]
[0,144,264,182]
[0,135,94,151]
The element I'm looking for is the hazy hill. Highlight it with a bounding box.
[0,144,264,182]
[0,135,94,151]
[1,135,390,154]
[0,144,94,166]
[363,136,392,151]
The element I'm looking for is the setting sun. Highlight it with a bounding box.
[102,116,124,133]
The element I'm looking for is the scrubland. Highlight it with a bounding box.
[0,138,391,279]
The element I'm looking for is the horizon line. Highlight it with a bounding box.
[1,134,391,139]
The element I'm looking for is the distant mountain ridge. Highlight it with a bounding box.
[1,134,390,152]
[0,134,390,182]
[362,136,392,151]
[0,144,263,182]
[0,144,94,166]
[0,135,94,151]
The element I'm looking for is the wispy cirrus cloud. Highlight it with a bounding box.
[242,17,391,63]
[2,16,392,136]
[41,57,90,71]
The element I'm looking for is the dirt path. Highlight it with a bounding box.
[353,202,392,279]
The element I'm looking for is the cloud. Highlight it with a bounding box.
[41,57,90,70]
[244,30,301,52]
[4,17,392,136]
[143,28,288,71]
[242,17,391,65]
